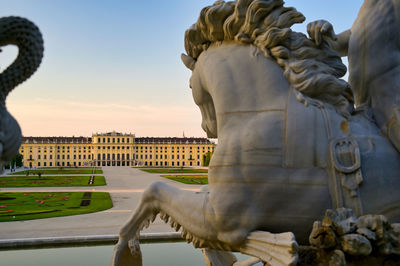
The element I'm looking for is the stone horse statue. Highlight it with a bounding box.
[0,16,44,165]
[111,0,400,265]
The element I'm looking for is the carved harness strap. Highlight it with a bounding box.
[329,137,363,216]
[317,102,364,216]
[288,89,364,216]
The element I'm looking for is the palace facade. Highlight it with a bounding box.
[20,132,215,168]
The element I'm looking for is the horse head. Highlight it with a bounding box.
[0,17,44,165]
[182,0,352,141]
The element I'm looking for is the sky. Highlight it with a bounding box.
[0,0,363,138]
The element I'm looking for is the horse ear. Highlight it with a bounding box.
[181,53,196,71]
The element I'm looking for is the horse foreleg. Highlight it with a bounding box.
[111,181,221,266]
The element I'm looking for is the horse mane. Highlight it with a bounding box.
[184,0,354,117]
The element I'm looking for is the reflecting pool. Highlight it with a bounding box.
[1,242,250,266]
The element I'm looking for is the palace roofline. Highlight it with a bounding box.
[92,131,135,137]
[22,136,214,144]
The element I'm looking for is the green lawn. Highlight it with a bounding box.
[0,192,113,222]
[139,168,208,174]
[162,175,208,184]
[10,169,103,175]
[0,176,106,187]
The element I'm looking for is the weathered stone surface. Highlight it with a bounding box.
[322,209,357,236]
[309,221,336,249]
[111,1,400,265]
[340,234,371,256]
[0,17,43,167]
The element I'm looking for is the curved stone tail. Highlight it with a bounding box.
[0,16,44,102]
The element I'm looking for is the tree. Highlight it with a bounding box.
[5,153,23,169]
[202,152,213,166]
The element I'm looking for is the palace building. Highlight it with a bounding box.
[19,131,215,168]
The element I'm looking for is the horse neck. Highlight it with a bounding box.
[198,43,290,167]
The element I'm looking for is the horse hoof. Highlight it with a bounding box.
[110,239,142,266]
